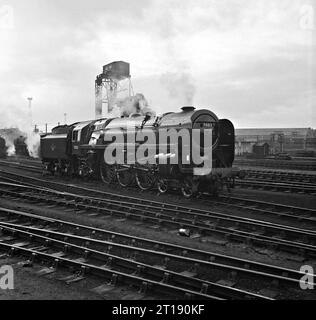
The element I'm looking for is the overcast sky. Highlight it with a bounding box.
[0,0,315,130]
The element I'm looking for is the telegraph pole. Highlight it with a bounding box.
[27,97,33,127]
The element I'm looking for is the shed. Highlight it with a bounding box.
[252,142,270,158]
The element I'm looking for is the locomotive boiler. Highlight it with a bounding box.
[40,106,236,198]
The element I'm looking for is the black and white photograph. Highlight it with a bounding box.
[0,0,315,310]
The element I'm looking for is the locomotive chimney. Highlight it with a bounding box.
[181,106,196,112]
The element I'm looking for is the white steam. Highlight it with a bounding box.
[0,128,23,156]
[153,3,197,106]
[25,131,40,158]
[109,93,156,118]
[160,72,196,106]
[0,104,40,158]
[0,132,15,156]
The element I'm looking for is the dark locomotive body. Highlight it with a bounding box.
[0,136,7,158]
[14,136,30,157]
[40,107,236,197]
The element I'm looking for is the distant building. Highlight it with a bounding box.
[235,128,316,155]
[252,143,270,158]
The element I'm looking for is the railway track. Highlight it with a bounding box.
[0,159,42,174]
[0,226,220,300]
[235,179,316,195]
[1,158,316,196]
[3,158,316,177]
[2,167,316,235]
[0,208,269,300]
[1,167,316,228]
[1,173,316,258]
[235,159,316,171]
[1,207,315,299]
[244,169,316,184]
[0,169,316,228]
[205,195,316,227]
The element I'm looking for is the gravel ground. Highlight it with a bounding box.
[0,256,163,300]
[0,256,103,300]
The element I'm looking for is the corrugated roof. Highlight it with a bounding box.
[236,128,312,137]
[253,142,269,147]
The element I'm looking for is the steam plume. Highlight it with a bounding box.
[160,72,196,105]
[110,93,156,118]
[0,104,40,158]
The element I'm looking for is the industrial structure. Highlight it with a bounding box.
[235,128,316,156]
[95,61,133,119]
[27,97,33,127]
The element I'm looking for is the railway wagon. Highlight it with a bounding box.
[40,106,237,197]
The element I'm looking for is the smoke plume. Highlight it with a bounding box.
[147,1,199,107]
[0,128,24,156]
[110,93,156,118]
[0,104,40,158]
[160,72,196,106]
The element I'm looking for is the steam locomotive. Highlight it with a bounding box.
[0,134,30,158]
[40,106,236,198]
[14,136,30,157]
[0,137,7,158]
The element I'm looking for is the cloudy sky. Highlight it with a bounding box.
[0,0,315,130]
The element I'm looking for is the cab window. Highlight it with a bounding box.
[72,131,78,142]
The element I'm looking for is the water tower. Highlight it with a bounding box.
[95,61,133,119]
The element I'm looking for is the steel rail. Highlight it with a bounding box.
[0,206,310,286]
[1,174,316,256]
[234,159,316,171]
[0,159,42,173]
[245,169,316,183]
[0,223,270,300]
[2,169,316,228]
[0,219,311,289]
[235,179,316,194]
[1,181,316,249]
[203,195,316,227]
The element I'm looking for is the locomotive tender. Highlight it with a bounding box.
[40,106,236,198]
